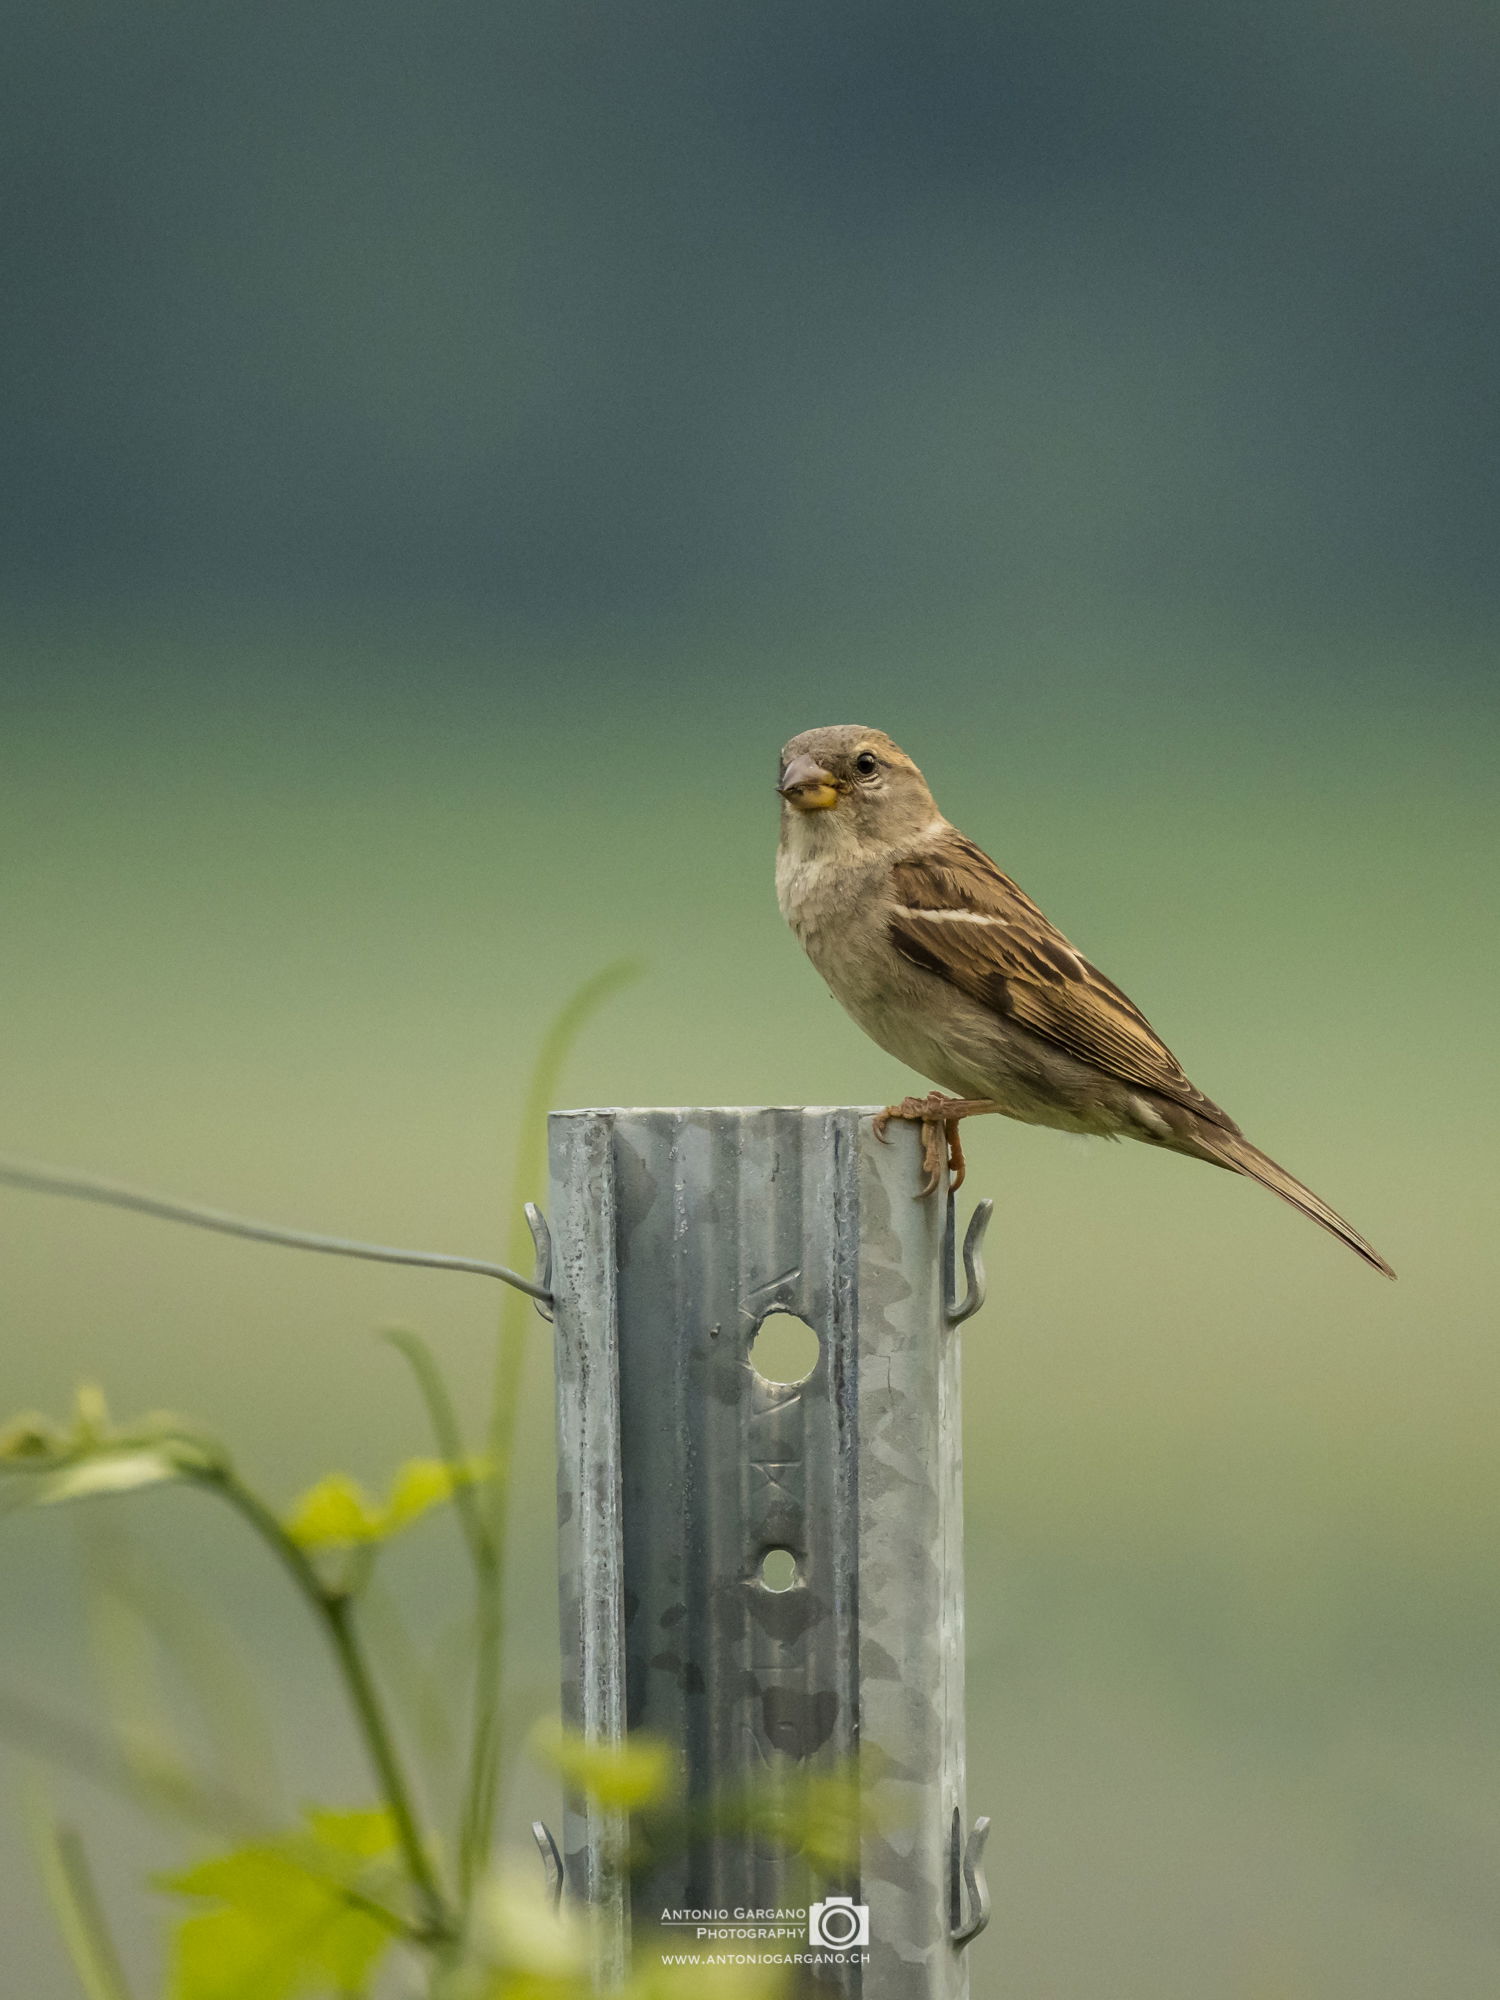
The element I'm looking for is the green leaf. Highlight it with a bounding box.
[161,1809,399,2000]
[0,1388,225,1504]
[779,1771,865,1876]
[283,1474,380,1550]
[383,1458,462,1530]
[284,1459,487,1550]
[301,1807,397,1862]
[535,1723,677,1813]
[73,1381,112,1444]
[478,1872,590,1981]
[732,1755,888,1878]
[36,1449,186,1505]
[0,1412,65,1461]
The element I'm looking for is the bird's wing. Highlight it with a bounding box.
[888,830,1221,1118]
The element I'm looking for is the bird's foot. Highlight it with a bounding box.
[873,1094,999,1197]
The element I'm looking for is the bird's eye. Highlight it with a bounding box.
[854,751,879,777]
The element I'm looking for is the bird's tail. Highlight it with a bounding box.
[1186,1127,1396,1279]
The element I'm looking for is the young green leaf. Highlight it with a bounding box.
[0,1412,66,1461]
[384,1457,467,1531]
[282,1474,379,1550]
[534,1723,677,1814]
[161,1809,401,2000]
[73,1382,112,1444]
[300,1807,397,1861]
[476,1871,592,1983]
[35,1450,187,1506]
[283,1459,487,1551]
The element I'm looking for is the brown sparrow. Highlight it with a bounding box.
[775,724,1394,1277]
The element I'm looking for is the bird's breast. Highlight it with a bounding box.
[777,847,927,1030]
[776,843,850,939]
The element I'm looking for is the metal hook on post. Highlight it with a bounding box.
[531,1820,565,1909]
[944,1194,993,1327]
[949,1812,992,1948]
[525,1202,554,1322]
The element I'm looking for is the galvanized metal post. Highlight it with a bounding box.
[548,1107,991,1996]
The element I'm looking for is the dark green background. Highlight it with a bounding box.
[2,5,1496,1995]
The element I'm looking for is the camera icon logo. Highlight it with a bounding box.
[808,1895,870,1949]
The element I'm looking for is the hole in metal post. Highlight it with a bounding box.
[749,1311,820,1385]
[759,1548,799,1592]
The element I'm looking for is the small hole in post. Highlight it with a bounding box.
[749,1312,820,1385]
[759,1548,798,1592]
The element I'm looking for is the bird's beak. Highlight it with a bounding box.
[778,755,840,812]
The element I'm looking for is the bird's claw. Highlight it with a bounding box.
[876,1095,970,1198]
[916,1121,947,1197]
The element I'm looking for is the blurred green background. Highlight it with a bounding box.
[2,3,1497,1995]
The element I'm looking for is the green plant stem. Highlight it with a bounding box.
[26,1800,135,2000]
[458,959,641,1910]
[455,1536,503,1908]
[384,1329,493,1577]
[321,1596,447,1930]
[385,1330,501,1904]
[203,1473,452,1939]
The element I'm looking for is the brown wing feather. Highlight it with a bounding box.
[889,830,1224,1121]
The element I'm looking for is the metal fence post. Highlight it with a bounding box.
[548,1106,992,1996]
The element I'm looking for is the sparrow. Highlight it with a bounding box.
[775,724,1394,1278]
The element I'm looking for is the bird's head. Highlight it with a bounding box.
[776,725,940,851]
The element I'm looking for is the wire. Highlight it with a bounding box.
[0,1157,552,1302]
